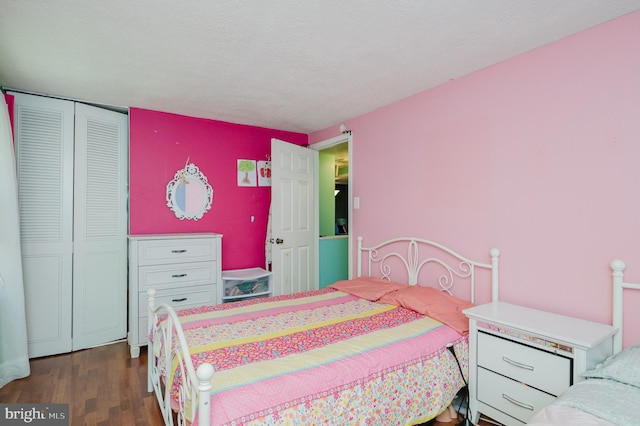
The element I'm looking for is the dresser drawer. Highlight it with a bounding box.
[138,262,218,290]
[478,332,571,396]
[139,286,215,315]
[137,238,217,266]
[137,287,214,346]
[478,367,555,423]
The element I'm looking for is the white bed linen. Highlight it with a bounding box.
[528,378,640,426]
[528,404,616,426]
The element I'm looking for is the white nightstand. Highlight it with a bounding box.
[463,302,617,426]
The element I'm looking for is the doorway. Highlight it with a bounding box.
[313,133,353,288]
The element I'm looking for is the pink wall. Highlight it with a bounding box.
[4,93,14,135]
[310,11,640,347]
[129,108,307,270]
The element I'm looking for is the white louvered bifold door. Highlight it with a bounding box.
[72,103,128,351]
[13,93,75,358]
[12,92,128,357]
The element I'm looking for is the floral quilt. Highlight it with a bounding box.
[154,288,468,426]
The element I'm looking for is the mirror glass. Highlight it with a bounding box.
[166,163,213,220]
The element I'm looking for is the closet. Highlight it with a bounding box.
[10,92,128,358]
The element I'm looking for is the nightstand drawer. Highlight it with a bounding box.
[478,332,571,396]
[478,367,555,423]
[137,238,217,266]
[138,262,218,290]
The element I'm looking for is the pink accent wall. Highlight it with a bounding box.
[129,108,307,270]
[310,11,640,347]
[4,93,14,135]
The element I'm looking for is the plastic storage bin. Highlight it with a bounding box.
[221,267,273,303]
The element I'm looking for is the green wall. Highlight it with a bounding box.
[319,150,335,236]
[319,236,349,288]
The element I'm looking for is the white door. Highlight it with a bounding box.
[72,103,128,350]
[270,138,318,295]
[13,93,75,358]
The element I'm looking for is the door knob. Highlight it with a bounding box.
[275,238,284,244]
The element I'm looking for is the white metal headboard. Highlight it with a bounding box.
[610,259,640,353]
[356,236,500,304]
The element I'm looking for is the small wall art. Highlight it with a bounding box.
[237,159,257,186]
[257,160,271,186]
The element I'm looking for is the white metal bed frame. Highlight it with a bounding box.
[147,236,501,426]
[610,259,640,353]
[357,236,500,303]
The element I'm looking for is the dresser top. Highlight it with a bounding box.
[128,232,222,240]
[464,302,618,350]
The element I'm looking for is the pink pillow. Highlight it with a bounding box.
[328,276,408,301]
[378,286,475,334]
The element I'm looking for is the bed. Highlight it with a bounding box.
[147,236,500,426]
[526,259,640,426]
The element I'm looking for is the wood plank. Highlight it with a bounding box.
[0,341,163,425]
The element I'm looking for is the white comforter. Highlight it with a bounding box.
[528,378,640,426]
[529,404,616,426]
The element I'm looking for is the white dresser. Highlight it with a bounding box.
[464,302,617,425]
[128,233,222,358]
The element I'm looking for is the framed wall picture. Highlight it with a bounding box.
[237,159,257,186]
[257,160,271,186]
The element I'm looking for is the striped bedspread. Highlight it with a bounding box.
[155,288,468,426]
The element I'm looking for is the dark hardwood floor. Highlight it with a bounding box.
[0,341,499,425]
[0,341,163,425]
[425,404,500,426]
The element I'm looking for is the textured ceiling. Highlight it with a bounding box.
[1,1,639,133]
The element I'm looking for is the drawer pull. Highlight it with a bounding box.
[172,273,187,278]
[172,297,187,303]
[171,249,187,253]
[502,356,534,371]
[502,393,534,411]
